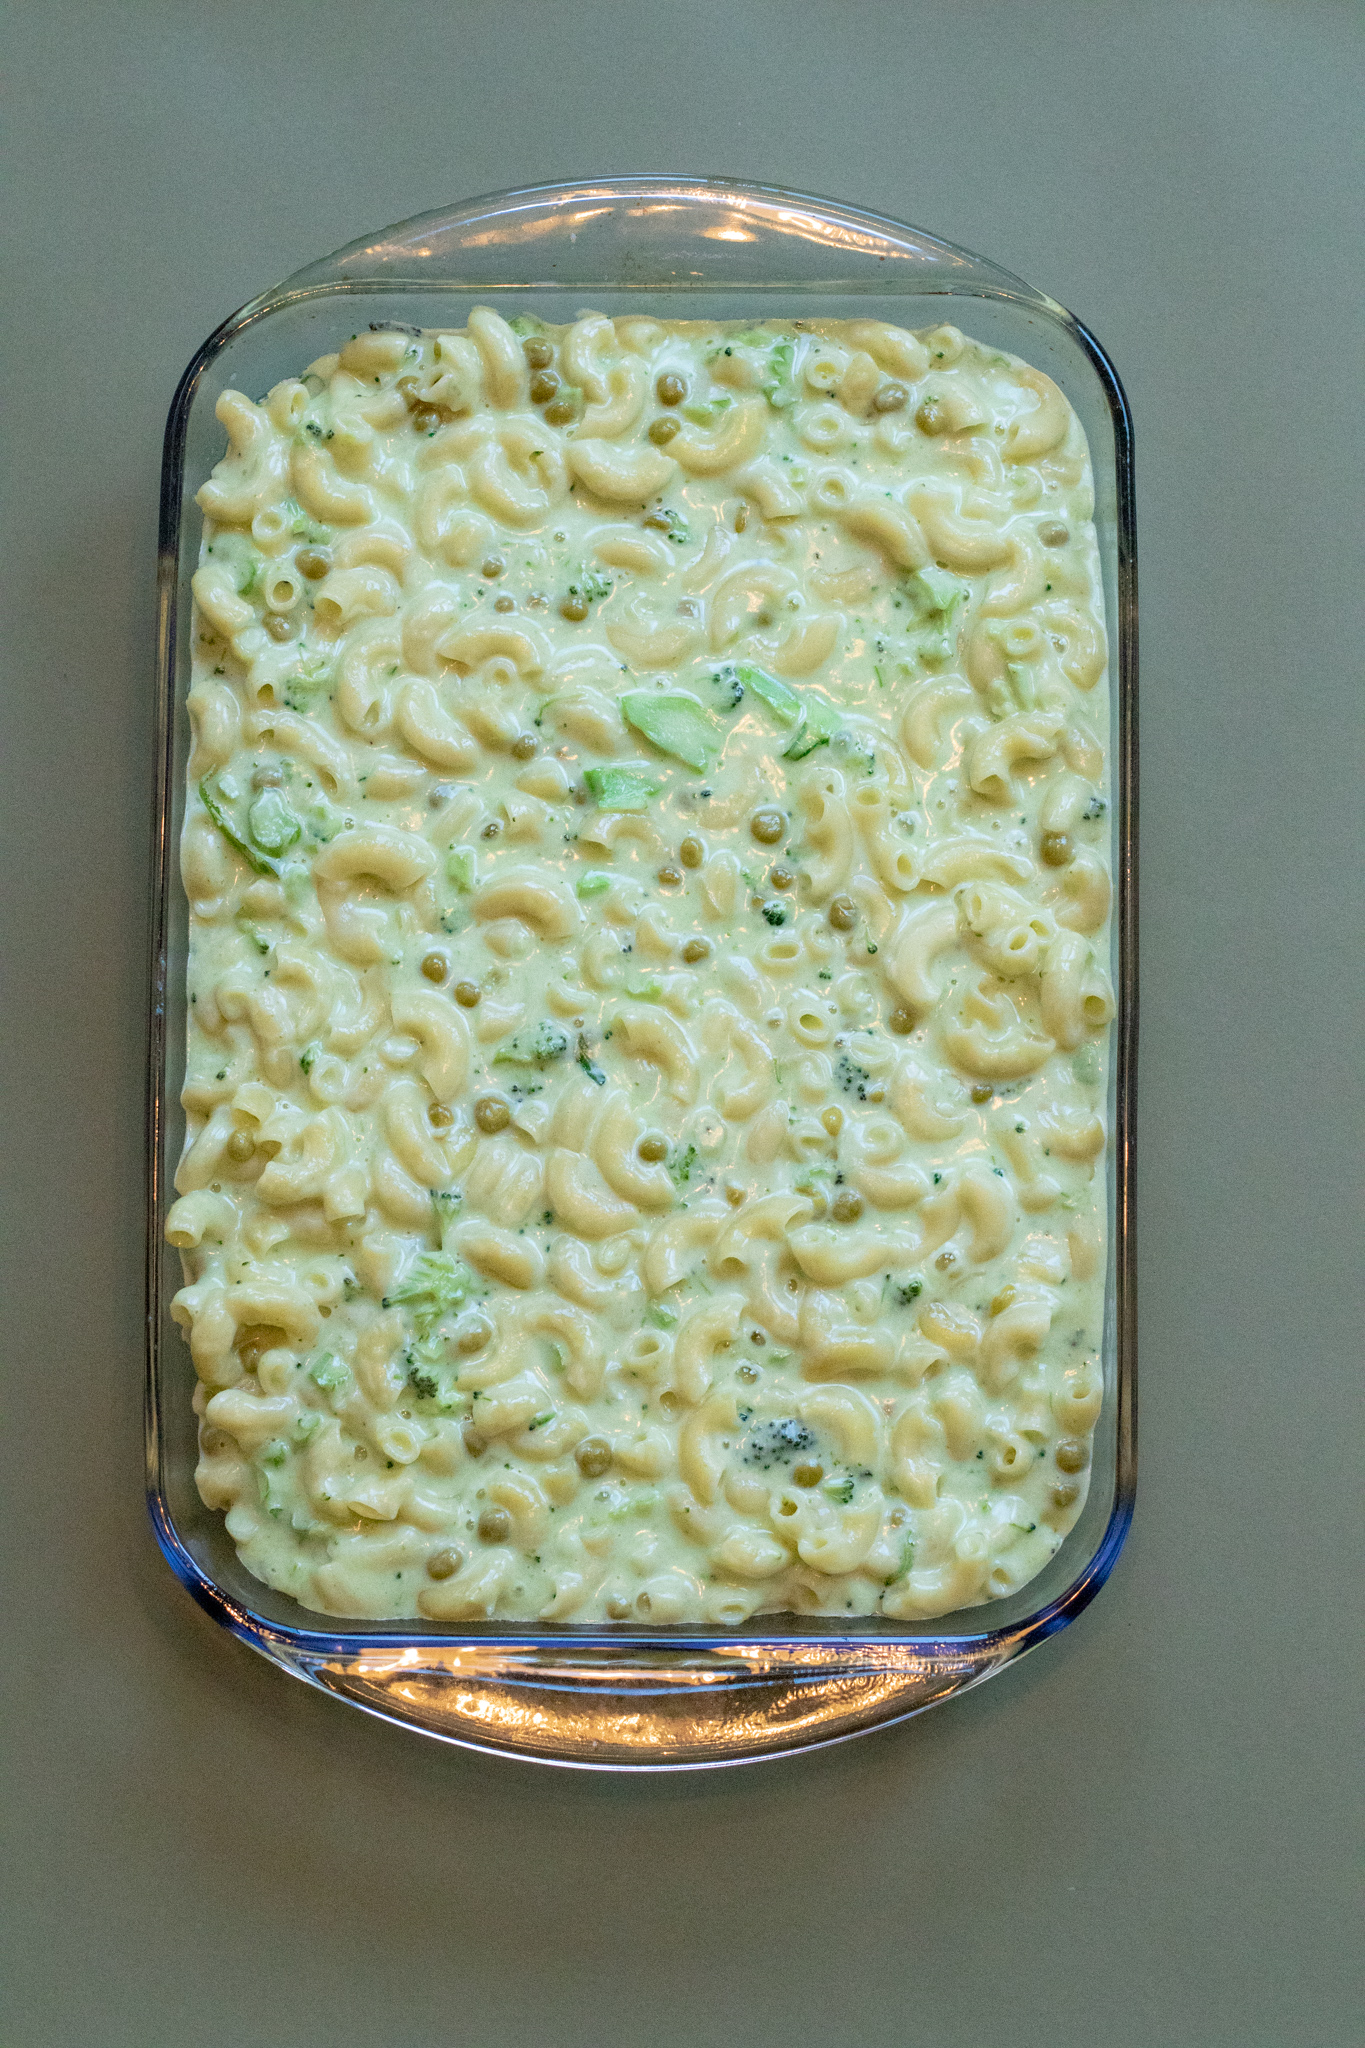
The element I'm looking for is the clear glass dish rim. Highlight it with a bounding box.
[145,175,1137,1751]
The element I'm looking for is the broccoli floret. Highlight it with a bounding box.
[740,1419,818,1471]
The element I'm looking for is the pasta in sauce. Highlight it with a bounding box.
[171,311,1112,1625]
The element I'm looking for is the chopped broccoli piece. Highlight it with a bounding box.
[383,1252,472,1333]
[667,1142,698,1188]
[822,1473,856,1506]
[290,511,331,544]
[307,1351,349,1392]
[583,767,663,812]
[783,699,842,761]
[645,1304,678,1330]
[575,870,613,898]
[247,788,301,856]
[680,396,733,425]
[198,778,282,878]
[761,339,797,408]
[577,1034,607,1086]
[493,1020,571,1066]
[913,565,969,621]
[430,1189,463,1250]
[619,693,717,772]
[735,661,802,726]
[741,1419,817,1470]
[834,1052,874,1101]
[445,846,476,890]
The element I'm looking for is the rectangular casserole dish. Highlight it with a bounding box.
[147,177,1136,1768]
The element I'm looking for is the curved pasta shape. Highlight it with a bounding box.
[593,524,674,576]
[1047,847,1111,935]
[643,1200,727,1295]
[678,1388,741,1501]
[467,306,528,409]
[255,1107,354,1206]
[1039,930,1092,1050]
[581,358,647,439]
[418,1552,513,1620]
[916,1162,1018,1266]
[882,1531,990,1619]
[414,469,493,569]
[164,1189,238,1251]
[566,439,678,503]
[672,1295,745,1405]
[884,902,959,1015]
[248,709,355,800]
[941,983,1054,1080]
[845,319,930,380]
[1004,365,1070,462]
[796,765,853,901]
[313,564,401,632]
[980,1299,1051,1395]
[462,1135,543,1229]
[799,1384,884,1470]
[901,677,975,769]
[436,620,549,679]
[907,489,1012,571]
[467,422,566,528]
[547,1234,643,1322]
[605,598,699,668]
[592,1091,675,1211]
[919,837,1034,890]
[171,1277,320,1388]
[611,1005,697,1104]
[389,988,471,1101]
[710,1193,813,1281]
[789,1226,910,1287]
[290,443,375,526]
[196,391,289,524]
[471,867,581,941]
[714,1526,791,1580]
[795,1498,881,1576]
[1039,599,1107,691]
[544,1145,637,1240]
[393,678,478,771]
[709,1007,776,1123]
[734,457,804,521]
[668,397,767,475]
[849,784,919,893]
[313,823,434,892]
[967,711,1066,802]
[802,1286,896,1384]
[452,1221,545,1292]
[809,471,930,571]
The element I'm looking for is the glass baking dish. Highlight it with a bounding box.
[147,177,1137,1768]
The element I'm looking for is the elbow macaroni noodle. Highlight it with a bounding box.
[173,312,1112,1625]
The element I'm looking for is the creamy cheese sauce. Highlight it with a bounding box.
[171,312,1112,1625]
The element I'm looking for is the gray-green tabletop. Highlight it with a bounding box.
[3,5,1359,2043]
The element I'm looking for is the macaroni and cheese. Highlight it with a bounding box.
[171,311,1112,1625]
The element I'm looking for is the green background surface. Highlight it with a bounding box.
[3,5,1360,2044]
